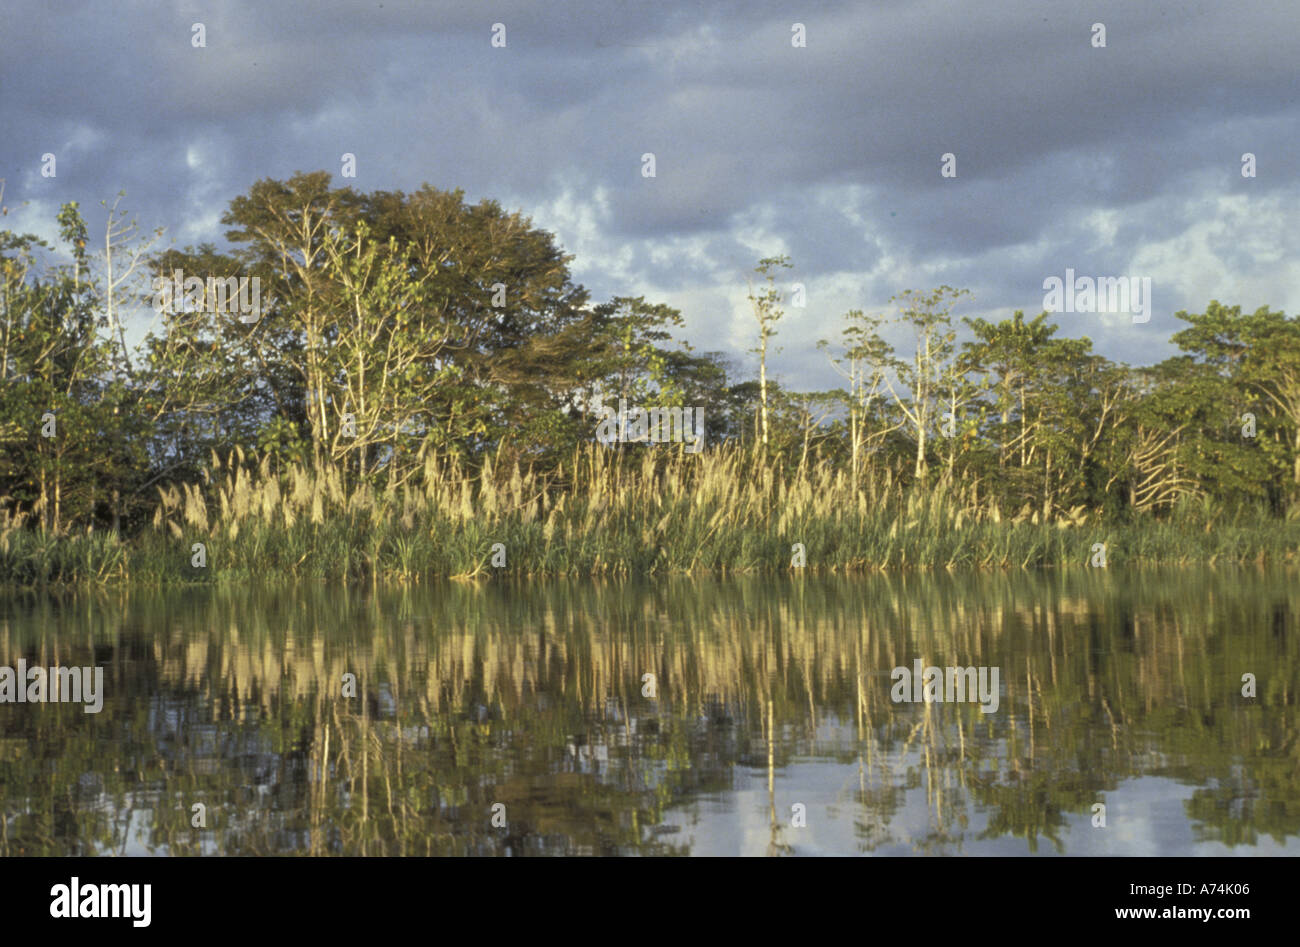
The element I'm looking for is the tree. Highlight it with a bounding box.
[589,295,686,406]
[747,255,792,452]
[818,309,902,486]
[317,219,465,487]
[218,173,595,472]
[1170,302,1300,507]
[0,203,124,531]
[881,286,968,480]
[963,311,1056,472]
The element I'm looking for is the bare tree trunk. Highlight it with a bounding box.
[850,406,860,484]
[1042,450,1052,519]
[53,463,62,534]
[39,465,48,532]
[946,390,957,479]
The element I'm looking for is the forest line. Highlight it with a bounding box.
[2,173,1298,581]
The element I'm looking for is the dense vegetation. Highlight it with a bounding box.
[2,172,1298,582]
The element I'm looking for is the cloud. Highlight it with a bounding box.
[2,0,1296,382]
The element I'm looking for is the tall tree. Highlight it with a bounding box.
[881,286,968,479]
[818,309,901,486]
[747,255,791,452]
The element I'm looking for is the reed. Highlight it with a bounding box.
[2,445,1298,586]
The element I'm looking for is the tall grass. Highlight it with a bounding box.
[0,506,128,585]
[3,444,1298,586]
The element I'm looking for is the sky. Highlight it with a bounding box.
[2,0,1297,391]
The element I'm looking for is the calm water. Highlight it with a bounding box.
[1,568,1297,856]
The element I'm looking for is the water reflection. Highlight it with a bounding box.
[0,568,1296,855]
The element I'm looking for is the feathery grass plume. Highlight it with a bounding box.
[5,442,1300,585]
[310,481,325,526]
[262,476,281,524]
[290,465,311,509]
[457,477,474,521]
[324,462,344,507]
[231,464,252,521]
[183,483,209,531]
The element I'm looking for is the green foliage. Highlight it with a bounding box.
[3,177,1300,582]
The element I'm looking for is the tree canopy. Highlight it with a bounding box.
[2,173,1297,534]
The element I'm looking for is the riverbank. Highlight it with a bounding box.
[3,447,1298,586]
[5,515,1296,587]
